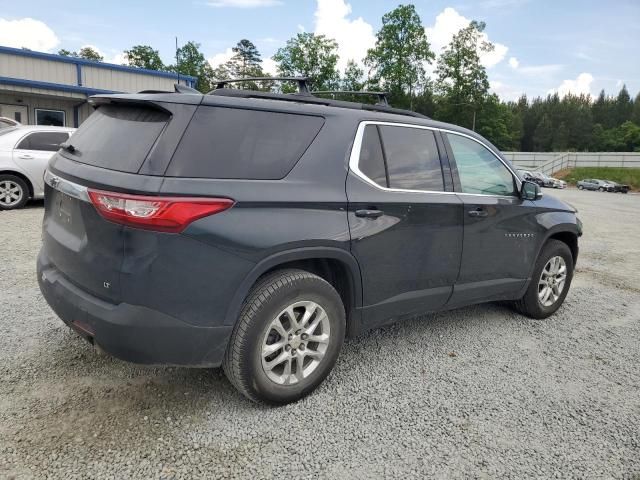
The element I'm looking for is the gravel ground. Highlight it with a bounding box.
[1,189,639,479]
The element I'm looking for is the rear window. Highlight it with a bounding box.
[166,106,324,179]
[378,126,444,191]
[62,104,169,173]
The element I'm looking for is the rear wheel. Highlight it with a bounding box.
[577,185,584,190]
[513,240,574,319]
[223,269,345,404]
[598,187,604,192]
[0,174,29,210]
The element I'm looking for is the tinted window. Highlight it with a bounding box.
[167,106,324,179]
[358,125,387,187]
[35,109,65,126]
[17,132,69,151]
[62,105,169,173]
[379,126,443,191]
[447,133,516,196]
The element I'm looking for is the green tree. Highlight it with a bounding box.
[217,39,272,90]
[171,41,214,93]
[124,45,164,70]
[475,94,517,150]
[364,4,434,108]
[58,46,103,61]
[272,33,339,91]
[341,60,365,91]
[229,39,262,78]
[435,21,494,130]
[632,93,640,125]
[78,47,103,61]
[533,113,554,151]
[614,84,633,126]
[57,49,75,57]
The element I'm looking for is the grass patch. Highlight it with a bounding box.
[558,167,640,190]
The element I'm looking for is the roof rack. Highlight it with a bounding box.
[177,78,429,120]
[312,90,389,106]
[210,77,311,95]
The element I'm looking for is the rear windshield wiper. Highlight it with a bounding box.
[60,142,78,154]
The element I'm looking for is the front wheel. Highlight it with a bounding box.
[578,185,584,190]
[223,269,345,404]
[513,240,574,319]
[598,187,604,192]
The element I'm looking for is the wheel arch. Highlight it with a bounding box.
[224,247,363,336]
[0,170,34,198]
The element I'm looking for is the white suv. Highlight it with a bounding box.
[0,125,75,209]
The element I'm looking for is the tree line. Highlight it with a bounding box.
[57,4,640,152]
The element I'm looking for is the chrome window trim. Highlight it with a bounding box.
[348,120,522,198]
[44,169,90,202]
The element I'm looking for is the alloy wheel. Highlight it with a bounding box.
[538,256,567,307]
[261,300,330,385]
[0,180,23,208]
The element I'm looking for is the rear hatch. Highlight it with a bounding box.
[42,97,197,302]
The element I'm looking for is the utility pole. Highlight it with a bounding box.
[175,37,180,85]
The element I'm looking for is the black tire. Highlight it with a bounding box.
[513,240,574,319]
[223,269,345,404]
[0,174,29,210]
[577,185,584,190]
[598,187,604,192]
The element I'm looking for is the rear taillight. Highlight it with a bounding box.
[87,189,234,233]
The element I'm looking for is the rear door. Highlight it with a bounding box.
[443,131,538,306]
[13,130,70,192]
[346,122,463,328]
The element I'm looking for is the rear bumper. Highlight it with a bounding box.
[37,251,232,367]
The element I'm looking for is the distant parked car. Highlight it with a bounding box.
[530,172,555,188]
[516,169,534,181]
[604,181,630,193]
[576,179,615,192]
[0,125,75,209]
[524,171,545,186]
[549,178,567,189]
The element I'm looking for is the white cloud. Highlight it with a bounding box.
[108,52,127,65]
[206,0,282,7]
[313,0,376,72]
[490,80,524,101]
[508,56,519,69]
[262,57,278,75]
[549,72,594,98]
[208,48,234,69]
[425,7,508,68]
[0,17,59,52]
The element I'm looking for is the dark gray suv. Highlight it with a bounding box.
[37,80,582,404]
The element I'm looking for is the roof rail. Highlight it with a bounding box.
[312,90,389,106]
[208,88,429,119]
[210,77,311,95]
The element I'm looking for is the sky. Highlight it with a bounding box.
[1,0,639,101]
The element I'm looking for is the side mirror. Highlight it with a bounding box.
[521,180,542,200]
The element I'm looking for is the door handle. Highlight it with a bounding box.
[468,208,489,218]
[355,209,384,219]
[18,154,34,159]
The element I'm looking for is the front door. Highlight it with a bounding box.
[347,123,464,328]
[443,132,539,307]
